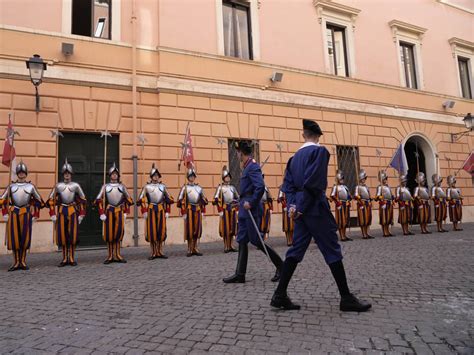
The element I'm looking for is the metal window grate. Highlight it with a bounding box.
[336,145,360,194]
[228,139,260,193]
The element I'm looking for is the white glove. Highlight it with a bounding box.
[51,215,57,222]
[218,212,224,217]
[283,207,287,211]
[142,212,148,219]
[165,213,169,219]
[202,213,206,220]
[32,217,37,223]
[182,214,187,220]
[3,214,8,222]
[124,214,127,220]
[269,210,273,215]
[100,214,107,221]
[78,216,84,224]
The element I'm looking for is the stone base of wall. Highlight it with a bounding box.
[1,206,473,255]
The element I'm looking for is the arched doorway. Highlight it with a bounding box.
[403,133,437,222]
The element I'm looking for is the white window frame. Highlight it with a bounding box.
[216,0,261,61]
[313,0,360,78]
[449,37,474,99]
[389,20,426,90]
[62,0,121,41]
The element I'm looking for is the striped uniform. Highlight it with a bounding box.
[354,184,372,227]
[330,184,351,229]
[177,183,208,242]
[278,189,294,246]
[0,182,43,251]
[414,186,431,224]
[447,187,462,223]
[431,186,447,223]
[395,186,413,225]
[137,182,174,244]
[260,185,273,236]
[213,183,239,245]
[46,182,86,247]
[375,185,394,226]
[95,183,133,243]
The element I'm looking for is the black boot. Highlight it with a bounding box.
[270,258,300,310]
[223,243,248,283]
[329,260,371,312]
[257,243,283,282]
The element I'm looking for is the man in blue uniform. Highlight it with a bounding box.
[270,119,371,312]
[223,141,282,283]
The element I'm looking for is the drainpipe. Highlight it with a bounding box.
[131,0,139,247]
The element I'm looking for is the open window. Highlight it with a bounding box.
[72,0,111,40]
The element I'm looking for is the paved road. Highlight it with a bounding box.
[0,224,473,354]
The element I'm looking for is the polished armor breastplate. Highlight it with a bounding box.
[105,183,126,206]
[186,184,202,205]
[416,187,430,201]
[379,186,393,200]
[336,185,350,201]
[55,182,82,205]
[145,183,165,204]
[357,185,370,200]
[220,185,236,204]
[10,183,34,207]
[432,186,446,199]
[397,187,412,202]
[449,188,460,200]
[261,187,269,203]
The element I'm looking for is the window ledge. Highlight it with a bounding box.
[313,0,360,26]
[449,37,474,57]
[389,20,427,42]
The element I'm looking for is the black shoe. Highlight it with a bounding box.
[230,248,237,252]
[20,264,29,271]
[7,265,18,272]
[223,273,245,283]
[366,235,375,239]
[187,252,193,257]
[271,269,280,282]
[70,261,78,267]
[193,251,203,256]
[104,259,113,265]
[148,256,155,260]
[116,259,127,263]
[224,249,230,254]
[58,261,68,267]
[270,294,301,310]
[157,254,168,259]
[340,294,372,312]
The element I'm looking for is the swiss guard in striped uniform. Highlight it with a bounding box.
[414,172,431,234]
[213,165,239,253]
[0,161,43,271]
[354,170,373,239]
[260,177,273,239]
[431,174,448,233]
[329,171,352,242]
[277,186,294,246]
[375,171,395,237]
[177,168,208,257]
[46,159,87,267]
[447,175,463,231]
[395,174,414,235]
[95,163,133,264]
[137,163,174,260]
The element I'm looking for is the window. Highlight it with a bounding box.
[400,42,418,89]
[336,145,360,194]
[389,20,426,90]
[72,0,111,39]
[458,57,472,99]
[326,24,349,77]
[222,1,253,60]
[228,139,260,193]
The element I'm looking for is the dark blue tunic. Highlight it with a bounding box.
[236,158,265,245]
[282,143,343,264]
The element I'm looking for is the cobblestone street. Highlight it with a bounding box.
[0,224,473,354]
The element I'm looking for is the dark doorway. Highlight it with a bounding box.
[404,138,427,223]
[58,132,119,247]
